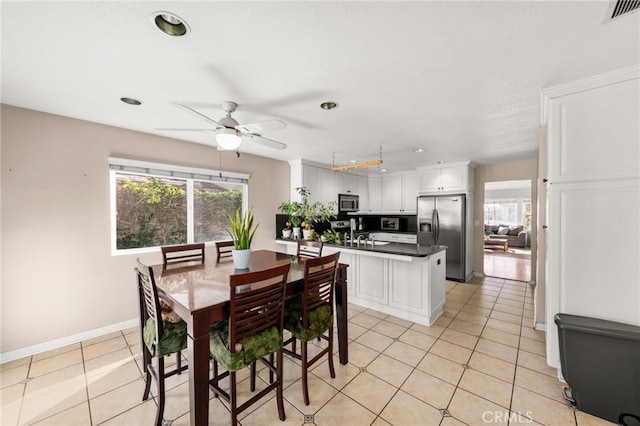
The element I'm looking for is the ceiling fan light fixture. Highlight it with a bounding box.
[152,12,189,37]
[216,128,242,150]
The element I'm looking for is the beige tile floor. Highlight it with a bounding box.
[1,276,616,426]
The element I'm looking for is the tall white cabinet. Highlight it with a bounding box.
[541,65,640,371]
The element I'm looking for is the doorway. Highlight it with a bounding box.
[483,180,532,282]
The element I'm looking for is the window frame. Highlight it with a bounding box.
[109,157,249,256]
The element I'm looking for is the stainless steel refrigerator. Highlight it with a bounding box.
[417,194,466,281]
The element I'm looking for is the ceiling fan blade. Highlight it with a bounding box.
[235,119,287,134]
[173,103,223,127]
[154,128,213,131]
[245,134,287,150]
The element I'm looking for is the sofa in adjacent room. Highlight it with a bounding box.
[485,224,528,248]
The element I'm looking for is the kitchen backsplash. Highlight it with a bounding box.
[275,213,416,238]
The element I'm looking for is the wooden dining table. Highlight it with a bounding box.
[152,249,349,426]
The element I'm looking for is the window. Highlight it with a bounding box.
[109,158,249,254]
[484,198,531,229]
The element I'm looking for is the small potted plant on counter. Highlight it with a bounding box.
[225,207,258,269]
[279,200,302,239]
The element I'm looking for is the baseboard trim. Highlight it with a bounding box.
[0,318,138,364]
[534,322,546,332]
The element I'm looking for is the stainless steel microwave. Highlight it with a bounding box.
[381,217,400,231]
[338,194,359,213]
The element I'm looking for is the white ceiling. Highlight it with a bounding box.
[2,1,638,173]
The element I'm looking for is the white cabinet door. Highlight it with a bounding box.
[357,175,369,212]
[381,175,403,212]
[324,247,357,297]
[368,176,382,212]
[389,260,426,314]
[440,167,466,192]
[401,173,419,213]
[302,166,322,203]
[356,256,387,304]
[320,168,337,205]
[420,169,442,193]
[429,250,446,316]
[547,77,639,183]
[337,173,358,195]
[545,179,640,369]
[419,165,470,194]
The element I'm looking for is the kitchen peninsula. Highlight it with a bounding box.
[276,239,447,326]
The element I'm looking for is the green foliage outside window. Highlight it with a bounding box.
[116,175,242,250]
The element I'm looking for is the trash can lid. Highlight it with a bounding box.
[554,313,640,341]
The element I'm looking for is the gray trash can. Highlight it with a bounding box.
[555,313,640,424]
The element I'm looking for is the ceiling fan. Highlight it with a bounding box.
[157,101,288,152]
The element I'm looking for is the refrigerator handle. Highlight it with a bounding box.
[433,209,439,244]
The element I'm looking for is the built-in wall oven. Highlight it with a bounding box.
[338,194,359,213]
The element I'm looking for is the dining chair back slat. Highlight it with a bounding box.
[216,240,234,262]
[161,243,205,266]
[297,240,323,258]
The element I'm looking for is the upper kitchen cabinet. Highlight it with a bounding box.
[289,160,366,207]
[337,173,358,194]
[381,172,419,213]
[418,161,475,194]
[367,176,382,213]
[290,160,326,204]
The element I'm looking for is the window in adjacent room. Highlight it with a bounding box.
[109,157,248,254]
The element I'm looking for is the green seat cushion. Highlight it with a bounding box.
[209,321,283,371]
[283,295,333,342]
[143,317,188,358]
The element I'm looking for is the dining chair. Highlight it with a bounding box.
[208,263,291,425]
[283,252,340,405]
[161,243,205,266]
[135,259,189,426]
[215,240,234,262]
[297,240,324,259]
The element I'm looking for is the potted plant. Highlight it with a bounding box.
[295,187,337,240]
[225,207,259,269]
[279,200,302,239]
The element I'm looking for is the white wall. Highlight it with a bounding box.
[1,105,290,356]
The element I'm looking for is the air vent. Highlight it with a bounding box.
[606,0,640,21]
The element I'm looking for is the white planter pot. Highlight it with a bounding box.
[282,229,292,239]
[231,249,251,270]
[292,227,301,240]
[302,229,315,240]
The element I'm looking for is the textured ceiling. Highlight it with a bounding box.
[2,1,638,173]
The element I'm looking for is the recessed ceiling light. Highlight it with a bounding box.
[380,169,388,173]
[414,148,424,153]
[320,101,338,110]
[152,11,189,37]
[349,160,357,164]
[120,97,142,105]
[437,160,446,164]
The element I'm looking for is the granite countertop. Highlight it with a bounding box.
[277,238,447,258]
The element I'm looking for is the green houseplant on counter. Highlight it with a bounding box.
[226,207,259,269]
[290,187,337,240]
[279,199,302,239]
